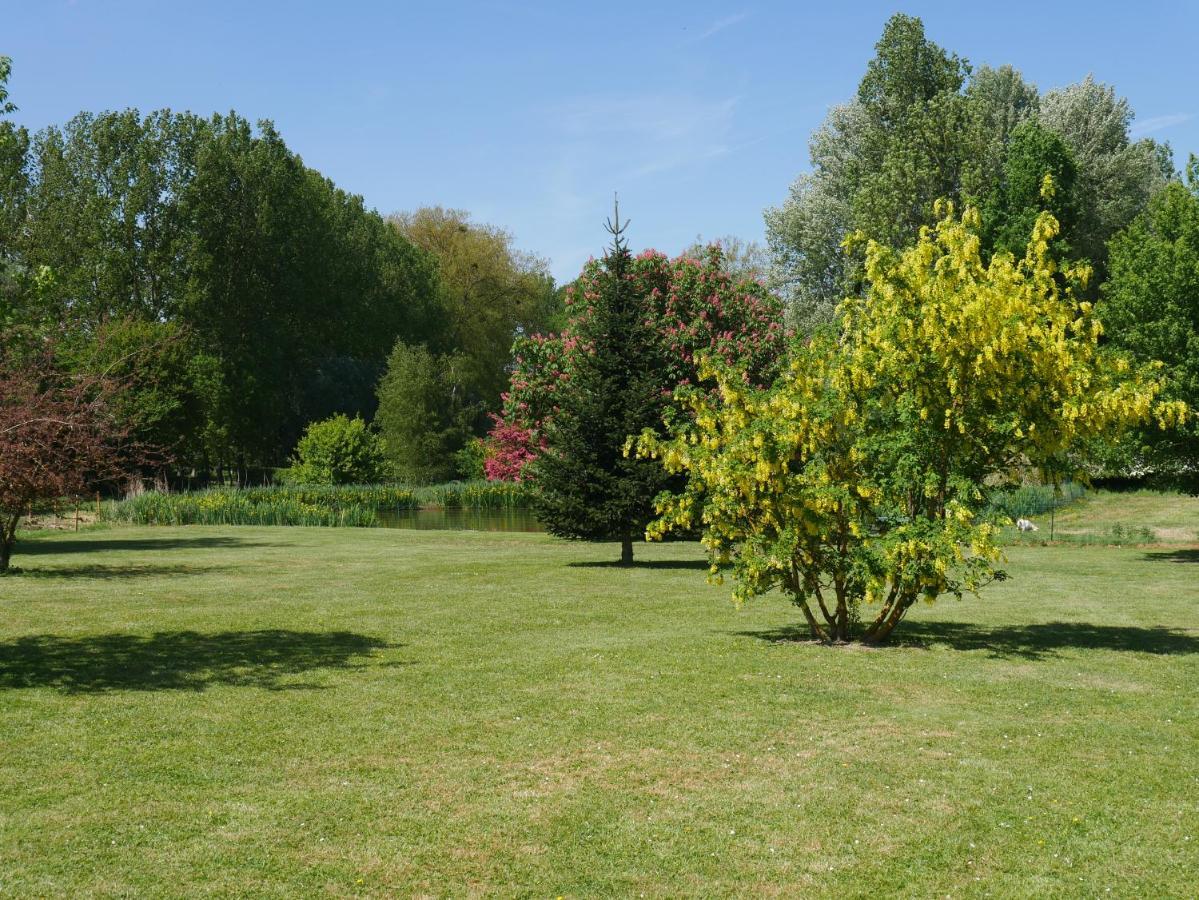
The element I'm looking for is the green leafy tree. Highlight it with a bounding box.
[765,16,1169,330]
[1039,75,1174,280]
[1100,159,1199,489]
[59,317,200,463]
[0,56,32,332]
[962,64,1041,202]
[529,210,673,565]
[390,207,559,413]
[851,14,972,245]
[10,108,440,474]
[375,342,482,483]
[982,121,1078,258]
[282,415,387,486]
[765,14,994,330]
[637,199,1182,643]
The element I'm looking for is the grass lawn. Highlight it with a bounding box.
[1,525,1196,896]
[1034,489,1199,544]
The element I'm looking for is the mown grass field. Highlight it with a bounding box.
[1,518,1197,896]
[1032,488,1199,544]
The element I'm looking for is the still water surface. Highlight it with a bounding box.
[377,507,544,532]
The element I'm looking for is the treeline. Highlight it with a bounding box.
[481,13,1197,513]
[0,86,559,483]
[2,11,1196,492]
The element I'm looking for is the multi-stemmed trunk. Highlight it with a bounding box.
[787,562,916,645]
[861,588,917,644]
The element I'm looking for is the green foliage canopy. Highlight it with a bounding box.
[1100,159,1199,489]
[282,415,388,486]
[2,105,441,472]
[375,342,482,484]
[765,15,1172,331]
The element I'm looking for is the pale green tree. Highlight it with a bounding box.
[389,207,559,410]
[1040,75,1174,275]
[680,234,770,283]
[961,64,1041,202]
[765,15,1016,332]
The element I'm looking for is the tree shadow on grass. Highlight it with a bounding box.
[1140,548,1199,564]
[0,630,396,693]
[17,535,275,556]
[8,564,231,580]
[567,559,710,571]
[734,621,1199,659]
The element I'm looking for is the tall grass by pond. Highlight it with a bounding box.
[104,489,382,527]
[413,480,529,509]
[104,481,532,527]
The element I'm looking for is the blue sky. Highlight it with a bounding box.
[5,0,1196,282]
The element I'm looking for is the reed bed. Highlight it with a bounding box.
[412,480,530,509]
[236,484,420,510]
[104,480,532,527]
[104,490,381,528]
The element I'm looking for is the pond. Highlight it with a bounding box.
[377,507,544,532]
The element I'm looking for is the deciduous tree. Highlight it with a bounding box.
[1036,75,1173,280]
[636,196,1183,643]
[0,349,134,572]
[6,107,441,474]
[375,342,482,483]
[390,207,560,413]
[1100,158,1199,489]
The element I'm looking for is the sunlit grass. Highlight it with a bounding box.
[1,525,1196,895]
[1004,488,1199,545]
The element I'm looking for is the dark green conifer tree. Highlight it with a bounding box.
[529,205,671,564]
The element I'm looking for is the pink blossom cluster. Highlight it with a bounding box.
[481,416,545,482]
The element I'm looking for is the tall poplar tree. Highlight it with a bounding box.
[529,206,671,565]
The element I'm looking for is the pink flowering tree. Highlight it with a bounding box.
[483,244,785,480]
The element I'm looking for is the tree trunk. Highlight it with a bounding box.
[797,598,831,643]
[620,537,634,566]
[0,515,17,574]
[863,592,914,645]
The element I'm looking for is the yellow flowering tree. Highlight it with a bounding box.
[635,193,1185,644]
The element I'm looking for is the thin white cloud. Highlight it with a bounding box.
[551,93,742,184]
[1131,113,1193,136]
[692,12,748,42]
[539,92,760,279]
[559,94,739,144]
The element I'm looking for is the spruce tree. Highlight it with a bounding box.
[529,205,671,564]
